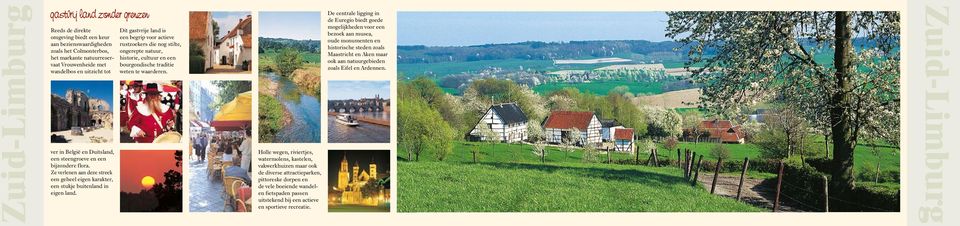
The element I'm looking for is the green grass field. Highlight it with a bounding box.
[399,161,764,212]
[533,80,665,95]
[398,141,764,212]
[661,140,900,186]
[657,142,762,161]
[328,205,389,212]
[259,50,322,73]
[260,50,322,64]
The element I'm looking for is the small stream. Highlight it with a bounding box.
[266,72,322,143]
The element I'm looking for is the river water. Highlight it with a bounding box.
[328,111,390,143]
[266,72,322,143]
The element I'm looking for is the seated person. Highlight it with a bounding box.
[221,141,234,163]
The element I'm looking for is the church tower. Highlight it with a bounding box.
[352,161,360,183]
[369,156,377,179]
[337,153,349,190]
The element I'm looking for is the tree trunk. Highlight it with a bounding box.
[788,133,793,159]
[875,144,882,183]
[875,156,882,183]
[799,134,805,161]
[824,134,829,159]
[830,11,858,191]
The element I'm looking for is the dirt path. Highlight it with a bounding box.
[696,173,802,212]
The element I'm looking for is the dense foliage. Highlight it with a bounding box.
[258,37,320,54]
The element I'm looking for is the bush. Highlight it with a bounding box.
[189,41,206,73]
[398,98,456,161]
[777,159,829,211]
[838,184,899,212]
[274,47,303,76]
[581,145,599,163]
[753,127,821,160]
[774,159,899,212]
[709,143,731,160]
[190,55,206,74]
[663,136,679,151]
[258,94,284,142]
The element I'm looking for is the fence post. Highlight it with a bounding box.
[689,152,697,179]
[684,151,691,179]
[691,155,703,186]
[773,160,785,212]
[823,175,829,212]
[607,148,611,164]
[711,157,723,194]
[683,150,688,173]
[635,145,640,164]
[646,149,654,165]
[736,157,749,201]
[652,148,659,166]
[676,149,682,169]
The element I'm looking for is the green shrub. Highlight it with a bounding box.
[775,159,899,212]
[189,41,206,73]
[709,143,731,160]
[274,47,303,76]
[258,94,284,142]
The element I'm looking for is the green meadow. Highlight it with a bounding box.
[398,141,764,212]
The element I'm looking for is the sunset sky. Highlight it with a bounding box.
[119,150,181,193]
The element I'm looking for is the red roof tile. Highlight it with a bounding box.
[700,119,743,143]
[701,119,733,129]
[221,15,253,47]
[189,12,211,41]
[544,111,594,131]
[614,128,634,140]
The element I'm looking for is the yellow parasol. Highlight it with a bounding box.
[211,91,252,131]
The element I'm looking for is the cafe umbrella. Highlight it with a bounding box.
[211,91,252,131]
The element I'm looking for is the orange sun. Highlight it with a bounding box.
[140,176,155,189]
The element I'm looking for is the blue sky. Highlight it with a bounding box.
[259,12,322,40]
[51,81,113,109]
[327,80,390,100]
[398,12,669,46]
[212,11,251,38]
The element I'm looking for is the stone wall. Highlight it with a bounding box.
[89,98,110,112]
[51,89,111,131]
[91,111,112,128]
